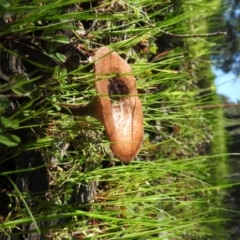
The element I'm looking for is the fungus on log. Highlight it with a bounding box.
[60,47,143,162]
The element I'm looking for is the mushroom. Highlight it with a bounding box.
[60,47,143,162]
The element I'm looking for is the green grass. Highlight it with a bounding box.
[0,0,230,239]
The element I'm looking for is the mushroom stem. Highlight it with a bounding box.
[58,96,104,123]
[59,102,92,117]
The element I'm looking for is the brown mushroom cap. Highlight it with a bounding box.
[93,47,144,162]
